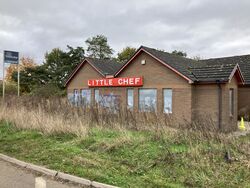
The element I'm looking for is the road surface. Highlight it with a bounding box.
[0,159,81,188]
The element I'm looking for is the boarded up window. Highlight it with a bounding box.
[127,89,134,110]
[163,89,172,114]
[229,89,234,116]
[139,89,157,112]
[80,89,91,106]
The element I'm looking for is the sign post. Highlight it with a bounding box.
[3,50,20,99]
[2,57,5,99]
[17,62,20,97]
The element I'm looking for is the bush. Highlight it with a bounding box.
[30,84,66,98]
[0,82,18,96]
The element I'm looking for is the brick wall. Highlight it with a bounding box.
[67,62,103,93]
[191,84,219,129]
[191,76,238,132]
[118,51,192,125]
[222,76,238,131]
[238,86,250,117]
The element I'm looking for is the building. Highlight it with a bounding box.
[201,55,250,117]
[65,46,246,132]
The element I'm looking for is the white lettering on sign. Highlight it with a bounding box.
[88,77,143,87]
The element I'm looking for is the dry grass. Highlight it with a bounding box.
[0,96,228,139]
[0,97,90,136]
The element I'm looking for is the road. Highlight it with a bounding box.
[0,159,81,188]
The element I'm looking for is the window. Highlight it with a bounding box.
[100,92,120,111]
[94,89,100,103]
[73,89,79,105]
[139,89,157,112]
[163,89,172,113]
[67,92,74,104]
[80,89,91,106]
[127,89,134,109]
[229,89,234,116]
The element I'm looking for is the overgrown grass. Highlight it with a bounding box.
[0,97,249,187]
[0,122,249,188]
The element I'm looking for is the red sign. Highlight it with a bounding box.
[88,77,143,87]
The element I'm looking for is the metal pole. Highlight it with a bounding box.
[17,58,20,97]
[2,55,5,100]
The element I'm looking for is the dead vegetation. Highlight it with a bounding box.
[0,96,224,136]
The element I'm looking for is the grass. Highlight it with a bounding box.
[0,122,250,188]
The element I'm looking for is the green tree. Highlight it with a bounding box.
[12,65,50,93]
[117,47,136,63]
[44,48,68,88]
[85,35,114,59]
[11,46,85,93]
[66,45,85,70]
[171,50,187,57]
[44,46,85,88]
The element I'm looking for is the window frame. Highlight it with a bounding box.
[138,88,157,112]
[73,89,79,106]
[229,88,234,117]
[163,88,173,114]
[80,88,91,106]
[127,88,134,110]
[94,89,100,104]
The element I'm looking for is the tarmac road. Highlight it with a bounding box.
[0,159,81,188]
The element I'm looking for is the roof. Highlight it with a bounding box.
[65,45,246,87]
[86,57,124,76]
[115,46,198,82]
[65,58,123,86]
[189,64,244,83]
[202,55,250,84]
[115,46,244,84]
[139,46,198,81]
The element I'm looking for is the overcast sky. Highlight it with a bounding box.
[1,0,250,75]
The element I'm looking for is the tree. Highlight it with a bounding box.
[117,47,136,63]
[11,46,85,93]
[66,45,85,73]
[12,65,50,93]
[44,46,85,88]
[85,35,114,59]
[5,57,37,82]
[171,50,187,57]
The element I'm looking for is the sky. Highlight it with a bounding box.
[1,0,250,78]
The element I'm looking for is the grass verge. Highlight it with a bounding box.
[0,122,249,188]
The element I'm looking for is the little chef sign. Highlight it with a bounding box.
[88,77,143,87]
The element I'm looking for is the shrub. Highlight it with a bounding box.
[30,84,66,98]
[0,82,18,96]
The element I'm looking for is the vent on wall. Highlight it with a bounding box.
[141,59,146,65]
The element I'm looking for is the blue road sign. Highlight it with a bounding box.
[3,50,19,64]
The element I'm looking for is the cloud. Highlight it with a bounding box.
[0,0,250,78]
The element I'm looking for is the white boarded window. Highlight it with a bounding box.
[67,92,74,104]
[163,89,172,113]
[139,89,157,112]
[73,89,79,105]
[229,89,234,116]
[127,89,134,109]
[94,89,100,103]
[81,89,91,106]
